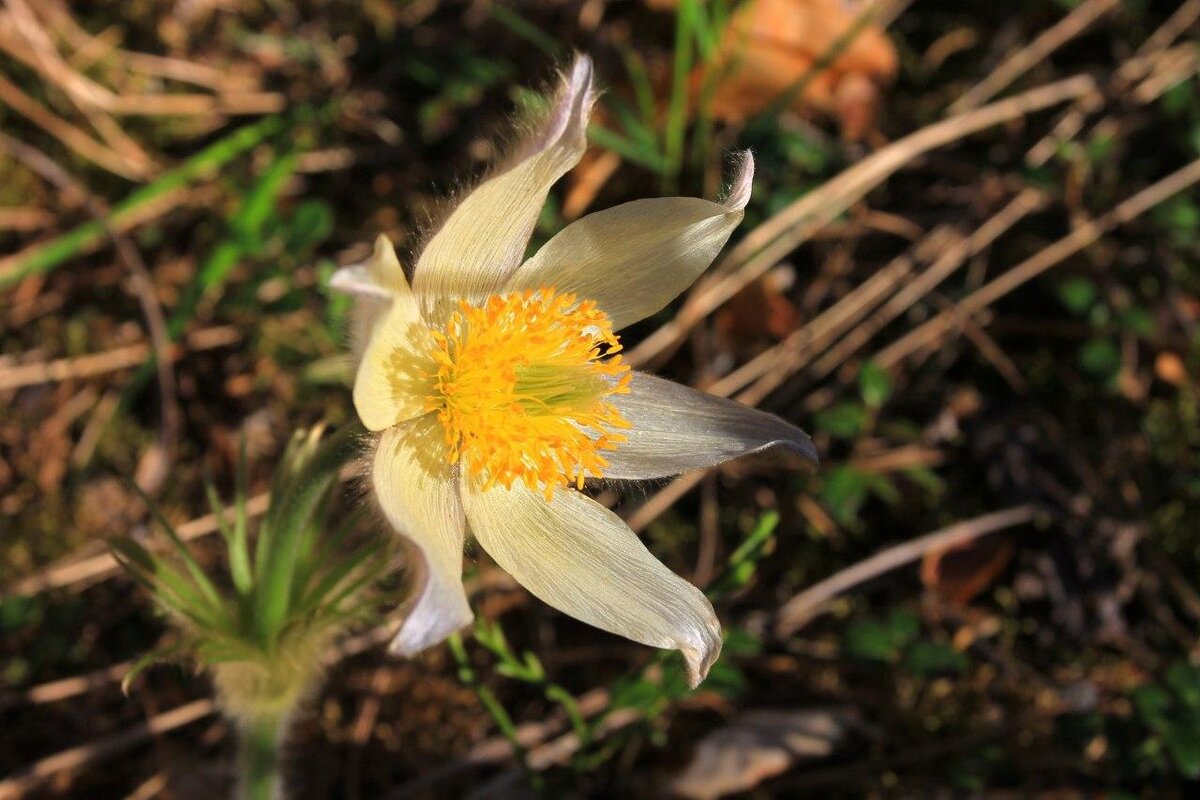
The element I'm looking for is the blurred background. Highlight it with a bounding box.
[2,0,1200,796]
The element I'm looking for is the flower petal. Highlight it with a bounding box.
[329,234,409,300]
[504,152,754,330]
[412,55,595,318]
[352,248,435,432]
[374,418,473,655]
[602,372,817,480]
[462,479,721,687]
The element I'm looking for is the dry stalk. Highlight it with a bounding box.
[775,505,1037,636]
[628,73,1098,368]
[2,493,271,598]
[0,325,240,392]
[876,157,1200,368]
[1027,0,1200,166]
[0,699,216,800]
[949,0,1120,114]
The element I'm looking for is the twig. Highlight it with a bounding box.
[876,157,1200,368]
[774,506,1037,637]
[0,131,181,487]
[2,492,271,598]
[0,325,239,392]
[628,73,1097,368]
[949,0,1120,113]
[1027,0,1200,167]
[0,699,215,800]
[0,73,147,178]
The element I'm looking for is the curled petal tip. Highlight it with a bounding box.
[562,53,597,134]
[725,150,755,211]
[532,53,596,155]
[331,234,408,299]
[566,54,597,119]
[387,604,473,656]
[329,263,392,299]
[682,619,724,688]
[568,53,595,101]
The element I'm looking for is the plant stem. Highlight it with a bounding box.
[238,716,285,800]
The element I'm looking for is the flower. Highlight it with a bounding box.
[331,55,816,686]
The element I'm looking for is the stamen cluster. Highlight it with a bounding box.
[425,288,632,497]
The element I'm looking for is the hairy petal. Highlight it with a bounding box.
[374,418,473,655]
[329,234,409,300]
[506,152,754,330]
[463,479,721,687]
[413,55,595,318]
[602,372,817,480]
[332,235,409,367]
[352,255,435,432]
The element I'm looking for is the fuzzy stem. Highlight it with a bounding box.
[238,715,286,800]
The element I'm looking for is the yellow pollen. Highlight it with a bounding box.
[424,288,632,498]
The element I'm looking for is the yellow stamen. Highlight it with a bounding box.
[424,288,632,498]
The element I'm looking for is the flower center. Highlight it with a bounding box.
[424,288,632,496]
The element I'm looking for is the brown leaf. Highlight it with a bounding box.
[708,0,898,137]
[921,535,1016,607]
[672,709,849,800]
[715,267,801,356]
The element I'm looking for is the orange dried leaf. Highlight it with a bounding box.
[921,535,1016,607]
[707,0,898,136]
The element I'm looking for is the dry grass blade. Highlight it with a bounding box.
[462,707,643,800]
[0,699,215,800]
[2,493,270,598]
[706,235,932,399]
[0,130,180,489]
[0,1,283,118]
[0,325,240,392]
[949,0,1120,113]
[0,0,154,170]
[386,689,613,799]
[1027,0,1200,167]
[628,73,1098,368]
[0,206,53,231]
[877,157,1200,368]
[775,506,1037,637]
[0,73,148,179]
[626,198,1037,533]
[800,189,1047,384]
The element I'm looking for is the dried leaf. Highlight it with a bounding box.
[921,535,1015,607]
[715,267,801,356]
[708,0,898,137]
[672,709,849,800]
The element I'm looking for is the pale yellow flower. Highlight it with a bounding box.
[332,56,816,686]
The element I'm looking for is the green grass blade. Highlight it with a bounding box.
[664,0,700,185]
[619,47,660,133]
[588,124,670,173]
[487,5,562,58]
[0,114,288,291]
[119,151,299,406]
